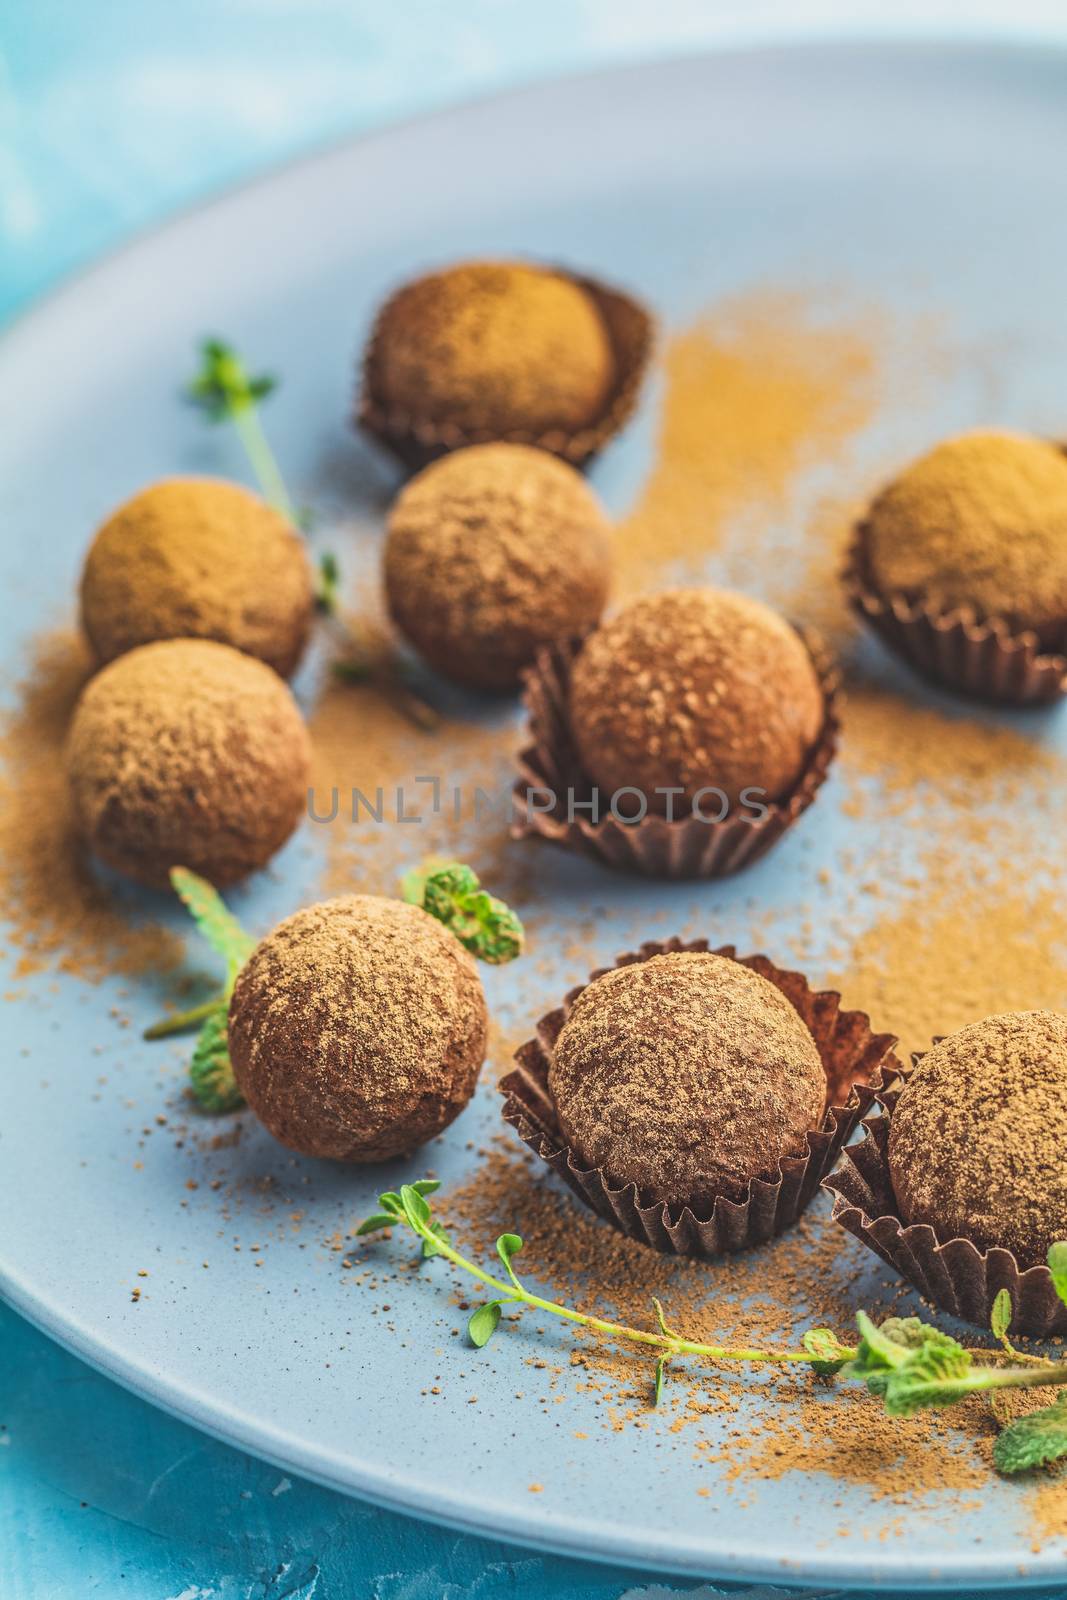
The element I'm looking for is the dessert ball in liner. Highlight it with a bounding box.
[844,432,1067,706]
[501,938,901,1258]
[824,1019,1067,1338]
[358,261,653,473]
[511,622,841,881]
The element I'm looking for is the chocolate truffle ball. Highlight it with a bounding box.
[888,1011,1067,1267]
[228,895,488,1160]
[384,443,612,691]
[548,952,826,1208]
[66,638,310,888]
[569,589,824,813]
[372,261,614,437]
[863,431,1067,647]
[80,477,314,678]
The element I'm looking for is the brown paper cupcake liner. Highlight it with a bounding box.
[822,1074,1067,1337]
[510,628,841,880]
[500,938,902,1258]
[357,269,654,473]
[843,519,1067,706]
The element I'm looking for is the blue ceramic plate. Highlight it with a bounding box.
[3,41,1067,1591]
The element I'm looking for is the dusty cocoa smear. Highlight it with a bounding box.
[614,291,880,593]
[826,685,1067,1059]
[438,1147,989,1503]
[0,628,181,984]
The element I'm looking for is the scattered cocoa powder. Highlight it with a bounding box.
[0,627,181,983]
[613,292,880,593]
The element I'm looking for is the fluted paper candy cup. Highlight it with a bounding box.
[511,628,841,880]
[501,938,902,1258]
[844,519,1067,707]
[823,1072,1067,1337]
[358,269,653,474]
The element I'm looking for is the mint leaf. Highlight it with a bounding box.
[355,1213,397,1236]
[1049,1242,1067,1309]
[410,861,524,965]
[169,867,255,988]
[847,1314,974,1414]
[991,1289,1013,1344]
[803,1327,850,1377]
[994,1396,1067,1474]
[496,1233,523,1287]
[189,1008,244,1113]
[187,338,275,419]
[316,551,340,615]
[400,1183,432,1230]
[468,1301,503,1349]
[847,1311,915,1374]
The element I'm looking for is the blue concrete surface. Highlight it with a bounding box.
[5,5,1067,1597]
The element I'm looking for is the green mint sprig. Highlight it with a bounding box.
[188,1006,245,1115]
[144,867,255,1112]
[359,1183,1067,1474]
[315,551,341,616]
[401,861,524,964]
[186,338,295,523]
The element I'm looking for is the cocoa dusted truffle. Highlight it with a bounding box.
[370,261,614,437]
[548,951,825,1208]
[569,588,825,812]
[888,1011,1067,1268]
[66,638,310,888]
[79,478,314,677]
[228,895,488,1160]
[384,443,612,691]
[863,431,1067,648]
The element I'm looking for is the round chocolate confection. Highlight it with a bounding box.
[79,478,314,678]
[547,951,826,1209]
[568,588,824,814]
[384,443,612,691]
[66,638,310,888]
[372,261,614,436]
[228,895,488,1161]
[863,430,1067,648]
[888,1010,1067,1268]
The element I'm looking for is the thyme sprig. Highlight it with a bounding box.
[360,1182,1067,1476]
[185,338,438,730]
[187,338,295,522]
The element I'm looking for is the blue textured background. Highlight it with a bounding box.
[5,5,1067,1597]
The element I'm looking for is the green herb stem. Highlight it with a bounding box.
[389,1200,851,1367]
[360,1182,1067,1452]
[230,400,295,523]
[143,995,225,1040]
